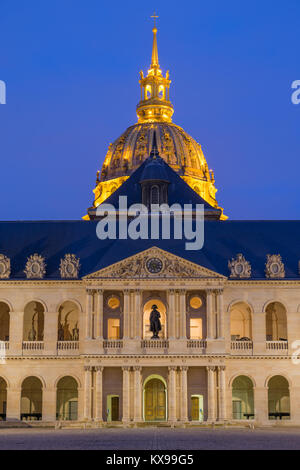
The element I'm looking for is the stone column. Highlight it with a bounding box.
[206,366,216,422]
[6,387,21,421]
[218,366,226,421]
[123,290,130,340]
[175,291,180,339]
[43,311,58,354]
[95,290,104,340]
[84,366,92,420]
[134,290,142,339]
[122,367,131,423]
[168,290,176,339]
[253,311,267,355]
[217,290,225,339]
[42,388,57,422]
[179,290,187,339]
[133,366,142,422]
[255,386,269,424]
[95,366,103,421]
[168,366,177,422]
[180,366,188,422]
[9,311,23,355]
[206,290,213,339]
[85,290,93,339]
[289,385,300,424]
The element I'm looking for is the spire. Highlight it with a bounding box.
[136,15,174,123]
[150,12,159,69]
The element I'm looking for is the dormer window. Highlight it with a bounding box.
[151,185,159,204]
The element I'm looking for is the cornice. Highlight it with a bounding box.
[1,279,299,289]
[1,353,292,361]
[227,279,300,287]
[0,280,83,287]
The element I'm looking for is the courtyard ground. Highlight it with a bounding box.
[0,426,299,450]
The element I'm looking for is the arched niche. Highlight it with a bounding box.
[57,301,80,341]
[23,301,44,341]
[143,299,166,339]
[230,302,252,340]
[265,302,287,341]
[0,302,10,341]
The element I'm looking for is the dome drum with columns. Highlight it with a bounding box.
[86,23,226,219]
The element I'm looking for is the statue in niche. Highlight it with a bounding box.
[58,320,64,341]
[63,318,72,341]
[149,304,162,339]
[28,316,37,341]
[58,306,64,341]
[57,305,75,341]
[72,322,79,341]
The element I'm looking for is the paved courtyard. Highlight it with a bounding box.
[0,427,300,450]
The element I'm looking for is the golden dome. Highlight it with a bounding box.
[96,122,219,207]
[86,21,226,219]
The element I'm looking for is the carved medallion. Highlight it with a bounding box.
[60,254,81,279]
[146,257,163,274]
[228,254,251,279]
[265,254,285,279]
[0,254,10,279]
[24,254,46,279]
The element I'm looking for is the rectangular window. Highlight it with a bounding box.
[190,318,202,339]
[108,318,120,339]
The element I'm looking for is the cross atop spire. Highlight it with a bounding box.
[150,12,160,69]
[151,11,159,28]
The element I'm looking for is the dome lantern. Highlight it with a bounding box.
[136,15,174,124]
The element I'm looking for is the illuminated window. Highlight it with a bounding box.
[190,318,202,339]
[108,318,120,339]
[158,86,165,99]
[145,86,152,99]
[190,296,202,310]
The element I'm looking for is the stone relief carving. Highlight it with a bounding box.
[0,254,10,279]
[265,254,285,279]
[104,251,205,279]
[24,254,46,279]
[162,130,176,165]
[228,254,251,279]
[60,254,81,279]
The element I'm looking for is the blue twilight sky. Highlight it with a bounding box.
[0,0,299,221]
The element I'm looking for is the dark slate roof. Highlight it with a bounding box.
[0,220,300,280]
[94,155,220,213]
[139,156,170,183]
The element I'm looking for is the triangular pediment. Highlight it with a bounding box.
[84,247,226,280]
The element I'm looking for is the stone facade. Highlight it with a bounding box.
[0,247,298,425]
